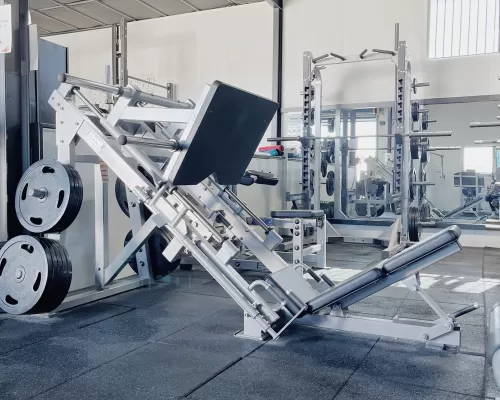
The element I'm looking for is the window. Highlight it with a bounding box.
[463,146,493,173]
[348,120,377,181]
[429,0,500,58]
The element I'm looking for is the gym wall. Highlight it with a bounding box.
[282,0,500,109]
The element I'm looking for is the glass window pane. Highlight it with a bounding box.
[463,147,493,173]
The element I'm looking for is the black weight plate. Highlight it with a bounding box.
[0,236,71,314]
[376,184,385,198]
[408,206,421,242]
[15,160,83,234]
[124,230,180,279]
[422,112,429,131]
[420,138,429,163]
[409,169,417,202]
[410,137,419,160]
[326,171,335,196]
[116,166,154,218]
[411,102,419,122]
[327,141,335,163]
[420,203,431,221]
[32,238,71,314]
[310,169,314,196]
[376,205,385,217]
[321,158,327,178]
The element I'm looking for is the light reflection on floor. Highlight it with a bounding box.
[318,268,500,294]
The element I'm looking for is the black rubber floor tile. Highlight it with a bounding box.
[485,364,500,398]
[406,287,484,306]
[0,329,145,400]
[81,308,203,342]
[146,291,240,317]
[0,302,131,355]
[33,342,237,400]
[188,356,352,400]
[334,374,483,400]
[158,309,261,357]
[249,325,376,372]
[176,280,232,298]
[396,299,485,327]
[347,296,405,317]
[356,340,485,396]
[100,277,211,308]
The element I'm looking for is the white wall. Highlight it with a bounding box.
[42,3,277,291]
[283,0,500,109]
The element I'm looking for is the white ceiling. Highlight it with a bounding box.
[29,0,263,36]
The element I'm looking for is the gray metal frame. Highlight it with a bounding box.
[46,73,471,349]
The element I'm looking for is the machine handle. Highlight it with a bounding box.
[238,176,255,186]
[255,175,279,186]
[330,52,346,61]
[450,302,479,319]
[372,48,397,56]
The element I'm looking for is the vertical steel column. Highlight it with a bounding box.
[0,0,27,240]
[111,24,118,85]
[94,163,109,289]
[341,110,349,215]
[312,69,322,210]
[301,52,313,210]
[119,18,128,87]
[395,42,411,241]
[333,108,346,219]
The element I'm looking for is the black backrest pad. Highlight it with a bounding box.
[382,225,461,273]
[172,81,278,185]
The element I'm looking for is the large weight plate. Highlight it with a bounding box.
[321,157,327,178]
[408,206,421,242]
[326,171,335,196]
[15,160,83,234]
[124,230,180,279]
[115,165,154,218]
[0,236,72,314]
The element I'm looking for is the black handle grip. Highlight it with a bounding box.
[255,176,279,186]
[451,302,479,319]
[239,176,255,186]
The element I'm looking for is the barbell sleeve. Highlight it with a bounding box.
[429,146,461,151]
[410,131,452,137]
[117,135,180,150]
[474,139,500,144]
[470,121,500,128]
[60,73,193,109]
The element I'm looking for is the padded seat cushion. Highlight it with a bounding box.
[270,210,325,219]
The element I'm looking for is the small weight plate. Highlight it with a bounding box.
[411,102,419,122]
[408,206,421,242]
[15,160,83,234]
[327,141,335,163]
[0,236,72,314]
[409,169,417,202]
[124,230,180,279]
[420,170,427,200]
[310,169,315,196]
[321,158,327,178]
[326,171,335,196]
[422,112,429,131]
[420,138,429,163]
[410,137,420,160]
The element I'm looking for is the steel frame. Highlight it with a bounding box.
[45,74,471,348]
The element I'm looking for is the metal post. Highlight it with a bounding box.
[94,163,109,289]
[119,18,128,87]
[111,24,118,85]
[301,52,313,209]
[312,68,322,210]
[0,0,26,239]
[334,109,346,219]
[341,110,349,215]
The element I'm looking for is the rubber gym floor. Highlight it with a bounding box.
[1,242,499,400]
